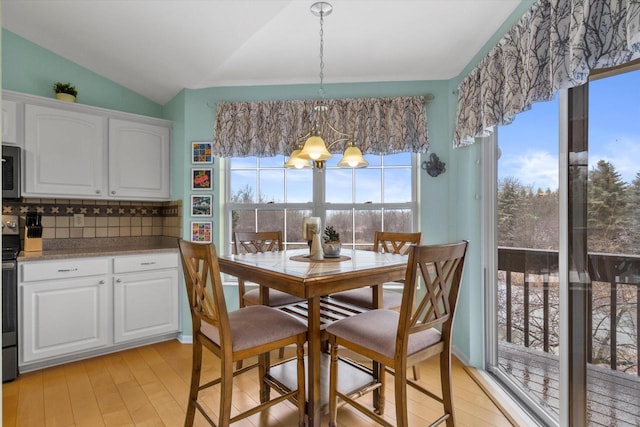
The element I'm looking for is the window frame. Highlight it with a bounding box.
[224,153,419,254]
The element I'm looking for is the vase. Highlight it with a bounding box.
[310,233,324,260]
[56,93,76,102]
[322,242,341,258]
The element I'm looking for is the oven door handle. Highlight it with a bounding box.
[3,261,16,269]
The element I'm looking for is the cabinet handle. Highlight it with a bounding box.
[58,268,79,272]
[116,278,122,283]
[99,280,105,284]
[140,261,156,266]
[111,191,116,195]
[96,190,101,194]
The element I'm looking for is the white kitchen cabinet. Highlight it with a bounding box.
[20,258,110,363]
[18,251,180,369]
[23,104,106,198]
[2,99,18,144]
[109,119,171,200]
[113,253,179,343]
[9,90,172,201]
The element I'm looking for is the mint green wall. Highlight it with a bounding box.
[447,0,537,366]
[176,81,452,247]
[2,30,162,117]
[2,0,535,364]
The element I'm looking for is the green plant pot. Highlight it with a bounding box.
[56,93,76,103]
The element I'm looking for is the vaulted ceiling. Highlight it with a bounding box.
[2,1,522,105]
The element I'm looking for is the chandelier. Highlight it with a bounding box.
[284,2,368,170]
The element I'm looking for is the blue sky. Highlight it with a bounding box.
[498,69,640,191]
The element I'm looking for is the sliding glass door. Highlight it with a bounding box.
[486,67,640,425]
[491,95,561,425]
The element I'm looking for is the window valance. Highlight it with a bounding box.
[213,96,429,157]
[454,0,640,146]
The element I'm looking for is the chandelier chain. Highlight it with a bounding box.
[318,9,325,99]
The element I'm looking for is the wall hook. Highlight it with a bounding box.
[421,153,446,177]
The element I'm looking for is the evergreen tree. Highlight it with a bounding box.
[626,172,640,254]
[498,177,524,247]
[587,160,629,252]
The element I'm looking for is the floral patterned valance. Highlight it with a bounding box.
[213,96,429,157]
[454,0,640,146]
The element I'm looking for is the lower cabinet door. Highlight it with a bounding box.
[21,276,109,363]
[113,269,179,343]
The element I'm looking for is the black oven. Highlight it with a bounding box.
[2,215,20,382]
[2,145,21,199]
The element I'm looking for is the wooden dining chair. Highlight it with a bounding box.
[331,231,422,310]
[179,240,307,427]
[327,241,468,427]
[331,231,422,378]
[233,231,303,307]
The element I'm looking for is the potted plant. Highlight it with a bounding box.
[322,225,341,257]
[53,82,78,102]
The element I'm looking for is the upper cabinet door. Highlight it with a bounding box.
[23,104,106,198]
[108,119,170,200]
[2,100,18,144]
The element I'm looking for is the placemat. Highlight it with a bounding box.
[289,254,351,263]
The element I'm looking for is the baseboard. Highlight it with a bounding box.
[451,346,470,365]
[177,333,193,344]
[463,365,541,427]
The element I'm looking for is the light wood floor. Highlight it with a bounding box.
[3,340,513,426]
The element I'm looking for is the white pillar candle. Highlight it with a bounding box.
[302,217,321,241]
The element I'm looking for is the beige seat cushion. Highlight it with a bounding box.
[326,309,442,359]
[201,305,306,352]
[243,288,304,306]
[331,287,402,310]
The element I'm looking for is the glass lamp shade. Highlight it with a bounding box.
[337,144,368,168]
[298,135,333,161]
[284,149,312,169]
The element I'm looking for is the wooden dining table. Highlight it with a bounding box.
[217,248,408,427]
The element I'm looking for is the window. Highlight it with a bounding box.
[225,152,417,253]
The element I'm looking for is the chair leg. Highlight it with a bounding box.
[440,351,455,427]
[236,280,247,371]
[373,361,385,415]
[278,346,285,359]
[184,340,203,427]
[394,364,409,427]
[219,357,234,427]
[258,352,271,403]
[412,364,421,381]
[296,337,306,427]
[328,339,339,427]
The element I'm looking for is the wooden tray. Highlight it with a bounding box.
[289,254,351,263]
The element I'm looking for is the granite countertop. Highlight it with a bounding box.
[17,236,180,262]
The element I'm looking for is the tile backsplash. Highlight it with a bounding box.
[2,198,182,240]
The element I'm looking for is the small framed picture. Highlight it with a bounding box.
[191,221,212,243]
[191,168,213,190]
[191,195,212,217]
[192,141,213,164]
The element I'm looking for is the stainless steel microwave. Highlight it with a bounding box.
[2,145,21,199]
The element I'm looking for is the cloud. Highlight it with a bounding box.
[499,150,558,191]
[590,136,640,184]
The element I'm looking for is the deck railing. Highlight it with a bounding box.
[498,247,640,376]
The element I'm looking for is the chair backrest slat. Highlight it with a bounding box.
[397,241,468,354]
[374,231,422,255]
[233,231,284,255]
[179,240,231,347]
